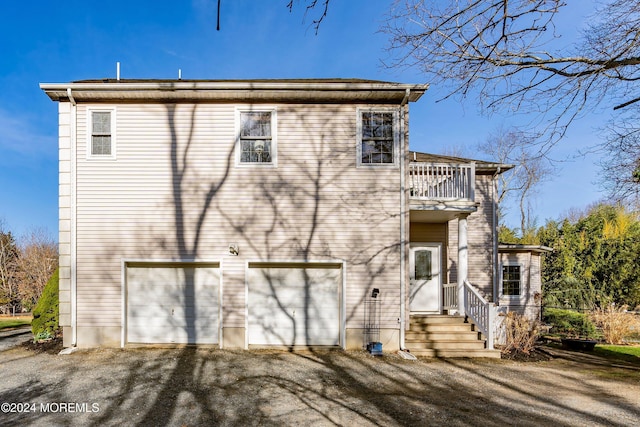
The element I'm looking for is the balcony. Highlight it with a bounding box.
[409,162,477,221]
[409,162,475,201]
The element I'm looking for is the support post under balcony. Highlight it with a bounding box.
[457,213,469,317]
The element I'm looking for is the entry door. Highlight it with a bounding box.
[409,245,441,313]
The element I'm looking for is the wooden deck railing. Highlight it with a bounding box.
[409,162,475,201]
[443,283,458,312]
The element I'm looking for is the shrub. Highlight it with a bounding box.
[501,311,540,355]
[543,307,597,339]
[31,268,59,341]
[591,304,640,344]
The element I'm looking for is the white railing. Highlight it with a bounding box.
[463,280,496,350]
[443,283,458,312]
[409,162,475,201]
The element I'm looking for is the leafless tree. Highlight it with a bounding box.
[478,128,553,235]
[0,220,20,314]
[597,113,640,208]
[383,1,640,151]
[16,228,58,311]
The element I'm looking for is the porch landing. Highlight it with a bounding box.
[405,315,501,358]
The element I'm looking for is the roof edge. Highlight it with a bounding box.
[40,79,429,103]
[498,244,553,253]
[409,151,514,173]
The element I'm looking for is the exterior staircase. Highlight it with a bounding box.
[404,315,501,358]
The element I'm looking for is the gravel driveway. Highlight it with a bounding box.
[0,344,638,426]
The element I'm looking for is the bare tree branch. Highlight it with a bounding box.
[478,128,553,234]
[383,0,640,151]
[287,0,331,34]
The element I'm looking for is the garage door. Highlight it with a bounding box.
[126,263,220,344]
[248,263,341,347]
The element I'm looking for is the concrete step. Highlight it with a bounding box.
[410,315,467,325]
[408,323,476,332]
[405,330,480,341]
[405,348,502,358]
[405,340,487,350]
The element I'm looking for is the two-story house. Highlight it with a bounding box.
[41,78,541,356]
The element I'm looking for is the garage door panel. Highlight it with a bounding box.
[127,304,219,323]
[127,315,218,330]
[127,325,217,344]
[126,264,220,344]
[248,264,340,346]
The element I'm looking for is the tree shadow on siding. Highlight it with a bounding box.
[95,102,406,424]
[94,103,235,425]
[216,104,403,350]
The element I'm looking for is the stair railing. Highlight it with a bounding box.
[463,280,496,350]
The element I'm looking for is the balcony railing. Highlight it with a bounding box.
[409,162,475,201]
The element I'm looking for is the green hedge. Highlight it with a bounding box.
[31,268,59,340]
[543,307,597,339]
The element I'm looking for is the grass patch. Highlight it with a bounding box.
[593,345,640,365]
[0,316,32,331]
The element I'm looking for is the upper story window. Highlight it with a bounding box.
[501,264,522,297]
[357,109,399,167]
[87,108,116,160]
[237,109,276,166]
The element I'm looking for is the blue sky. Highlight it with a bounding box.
[0,1,605,238]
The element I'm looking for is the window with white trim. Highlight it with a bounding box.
[501,264,522,296]
[238,110,276,165]
[357,109,398,167]
[87,108,116,160]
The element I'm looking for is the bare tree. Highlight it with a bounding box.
[0,221,20,314]
[383,1,640,149]
[598,116,640,207]
[16,228,58,311]
[478,128,553,236]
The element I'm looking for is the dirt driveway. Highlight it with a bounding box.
[0,344,638,426]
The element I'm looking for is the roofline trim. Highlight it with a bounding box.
[498,244,554,253]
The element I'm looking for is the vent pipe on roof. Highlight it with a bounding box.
[116,62,120,81]
[178,69,182,80]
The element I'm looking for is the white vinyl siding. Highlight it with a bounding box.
[73,103,403,343]
[499,251,543,321]
[447,175,495,297]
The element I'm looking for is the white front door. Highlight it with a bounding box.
[409,245,441,313]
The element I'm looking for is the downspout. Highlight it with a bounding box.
[399,88,410,350]
[492,166,501,304]
[67,88,77,347]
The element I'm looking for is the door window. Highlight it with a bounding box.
[414,250,432,280]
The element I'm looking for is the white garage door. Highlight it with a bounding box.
[248,263,341,347]
[126,263,220,344]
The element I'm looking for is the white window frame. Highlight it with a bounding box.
[500,263,523,299]
[86,107,117,160]
[356,108,400,168]
[235,107,277,168]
